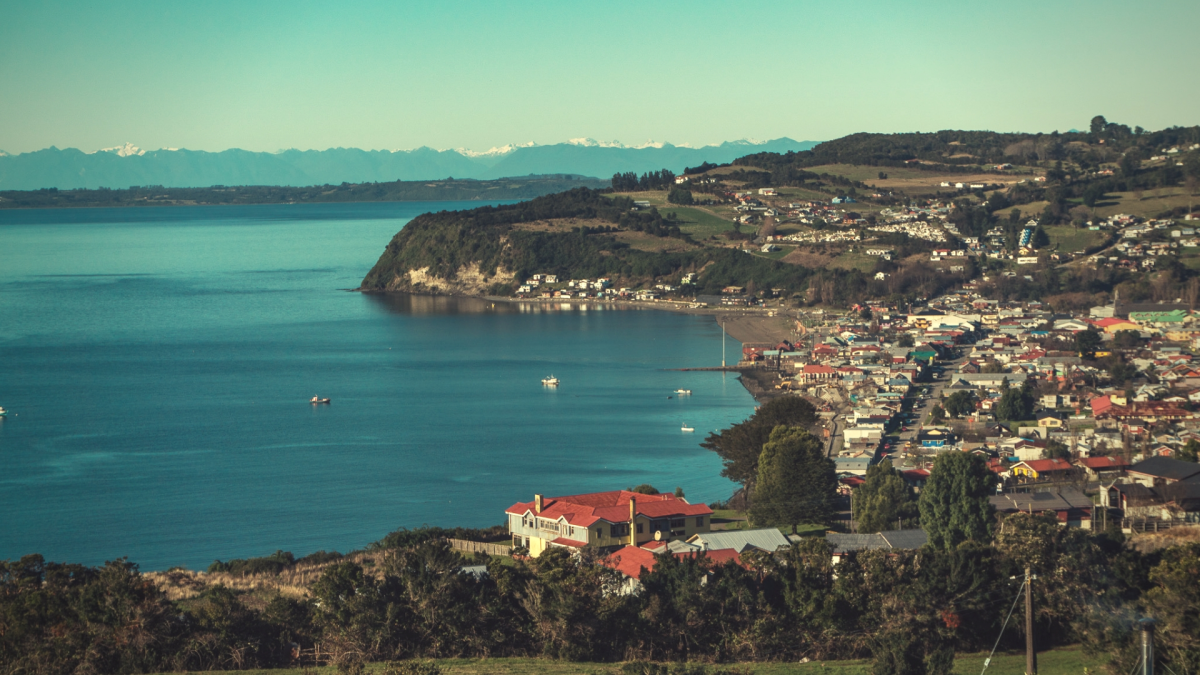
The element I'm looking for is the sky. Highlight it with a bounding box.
[2,0,1198,154]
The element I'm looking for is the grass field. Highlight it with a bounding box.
[1043,225,1108,253]
[828,250,877,272]
[658,206,737,238]
[1007,187,1198,222]
[158,647,1102,675]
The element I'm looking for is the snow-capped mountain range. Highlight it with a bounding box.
[0,137,818,191]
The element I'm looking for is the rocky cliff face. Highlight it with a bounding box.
[376,262,516,295]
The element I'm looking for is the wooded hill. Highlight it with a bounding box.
[358,187,967,302]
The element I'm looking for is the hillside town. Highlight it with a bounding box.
[498,285,1200,590]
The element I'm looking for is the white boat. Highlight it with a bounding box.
[310,396,331,404]
[0,407,7,417]
[675,389,692,395]
[681,423,695,432]
[542,375,560,386]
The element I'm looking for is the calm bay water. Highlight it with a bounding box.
[0,203,752,570]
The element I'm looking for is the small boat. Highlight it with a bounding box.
[542,375,559,386]
[0,406,7,417]
[681,423,695,432]
[675,389,692,395]
[310,396,331,404]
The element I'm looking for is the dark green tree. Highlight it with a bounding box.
[667,187,694,205]
[1178,439,1200,463]
[1112,329,1141,349]
[996,387,1031,421]
[1031,225,1051,249]
[701,396,818,492]
[919,452,995,550]
[750,425,837,531]
[943,391,976,418]
[1075,328,1103,358]
[1044,439,1071,460]
[930,405,947,423]
[854,459,917,533]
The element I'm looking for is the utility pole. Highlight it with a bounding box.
[1139,618,1155,675]
[1025,566,1037,675]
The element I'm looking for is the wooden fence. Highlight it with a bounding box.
[1122,518,1183,534]
[446,538,512,556]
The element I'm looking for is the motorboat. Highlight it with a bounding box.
[542,375,560,386]
[681,423,695,432]
[674,389,692,395]
[0,406,7,417]
[310,396,331,404]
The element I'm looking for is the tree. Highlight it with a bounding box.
[628,484,659,495]
[673,486,685,498]
[897,334,914,347]
[1075,327,1103,358]
[1031,225,1051,249]
[1112,329,1141,350]
[854,459,917,533]
[996,387,1032,421]
[1044,439,1071,460]
[943,391,976,418]
[1108,358,1138,386]
[1090,115,1108,136]
[701,396,818,492]
[1179,439,1200,463]
[919,452,995,550]
[860,307,873,321]
[750,425,837,532]
[930,405,946,424]
[667,187,694,205]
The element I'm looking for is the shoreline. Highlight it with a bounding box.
[358,289,800,402]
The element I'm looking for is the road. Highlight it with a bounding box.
[896,350,969,447]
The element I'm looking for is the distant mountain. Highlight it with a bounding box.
[0,138,818,191]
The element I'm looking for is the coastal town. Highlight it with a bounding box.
[497,287,1200,588]
[491,184,1200,586]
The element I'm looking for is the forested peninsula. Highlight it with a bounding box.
[0,175,606,209]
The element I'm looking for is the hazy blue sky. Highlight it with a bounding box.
[2,0,1197,154]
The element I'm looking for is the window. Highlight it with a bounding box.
[595,528,602,539]
[636,523,644,534]
[610,524,629,537]
[670,518,685,528]
[696,517,705,527]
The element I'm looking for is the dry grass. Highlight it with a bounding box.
[1126,526,1200,554]
[147,552,384,603]
[780,247,838,268]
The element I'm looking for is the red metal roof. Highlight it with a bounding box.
[506,490,712,527]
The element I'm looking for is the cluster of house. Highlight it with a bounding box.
[502,488,934,592]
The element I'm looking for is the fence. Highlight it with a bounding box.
[1122,518,1183,534]
[446,538,512,556]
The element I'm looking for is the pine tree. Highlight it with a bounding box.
[854,459,917,533]
[918,452,995,550]
[750,425,837,532]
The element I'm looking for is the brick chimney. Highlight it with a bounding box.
[628,496,637,545]
[534,494,543,514]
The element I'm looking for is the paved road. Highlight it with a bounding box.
[896,351,969,446]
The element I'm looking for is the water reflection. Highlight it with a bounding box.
[363,292,627,316]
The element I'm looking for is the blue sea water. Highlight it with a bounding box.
[0,203,753,571]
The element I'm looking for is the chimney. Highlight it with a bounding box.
[629,496,637,545]
[534,494,543,514]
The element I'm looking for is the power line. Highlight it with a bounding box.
[980,579,1026,675]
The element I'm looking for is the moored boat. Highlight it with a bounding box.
[681,423,694,432]
[310,396,331,404]
[0,406,7,417]
[542,375,560,386]
[675,389,692,395]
